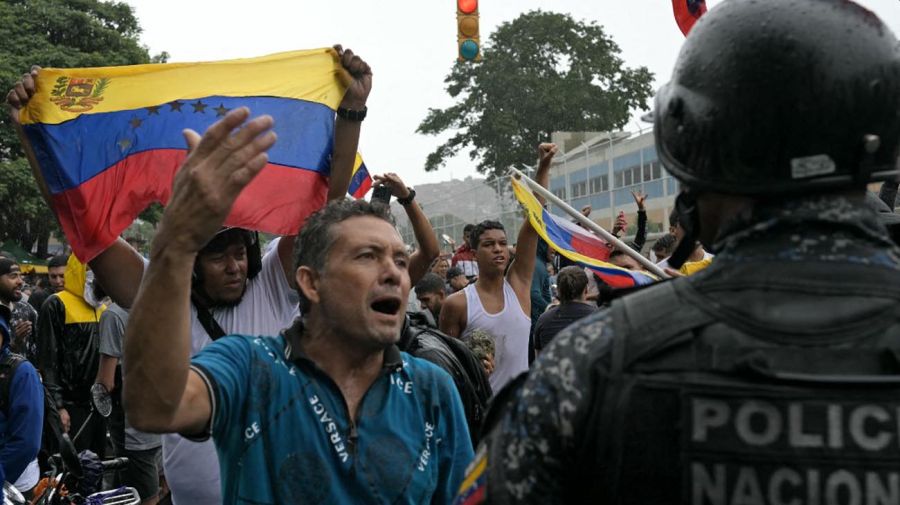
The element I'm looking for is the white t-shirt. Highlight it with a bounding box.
[460,280,531,392]
[13,459,39,492]
[162,241,296,505]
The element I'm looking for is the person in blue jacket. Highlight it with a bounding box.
[0,300,44,499]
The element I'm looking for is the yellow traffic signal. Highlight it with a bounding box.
[457,0,481,62]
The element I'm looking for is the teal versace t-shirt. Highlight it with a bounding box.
[191,333,474,504]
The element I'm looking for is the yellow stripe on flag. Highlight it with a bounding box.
[458,453,488,493]
[20,48,349,125]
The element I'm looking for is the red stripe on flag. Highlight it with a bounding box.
[588,268,637,289]
[569,233,612,262]
[461,485,486,505]
[351,176,373,199]
[51,149,328,261]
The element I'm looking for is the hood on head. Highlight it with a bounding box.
[64,254,88,298]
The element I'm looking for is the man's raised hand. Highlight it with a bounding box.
[631,190,647,210]
[538,143,558,168]
[6,65,41,125]
[373,172,411,200]
[612,211,628,237]
[156,108,276,255]
[333,45,372,109]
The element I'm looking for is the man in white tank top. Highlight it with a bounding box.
[440,143,557,392]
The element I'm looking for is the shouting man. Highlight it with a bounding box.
[122,108,473,503]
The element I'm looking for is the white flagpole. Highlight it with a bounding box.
[509,167,670,279]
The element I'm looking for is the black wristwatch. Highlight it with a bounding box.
[336,105,367,121]
[397,189,416,206]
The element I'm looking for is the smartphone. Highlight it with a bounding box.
[371,185,392,205]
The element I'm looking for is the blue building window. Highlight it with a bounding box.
[590,175,609,194]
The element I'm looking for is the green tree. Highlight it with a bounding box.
[0,0,164,256]
[418,10,654,179]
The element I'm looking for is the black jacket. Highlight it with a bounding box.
[35,261,104,408]
[477,195,900,503]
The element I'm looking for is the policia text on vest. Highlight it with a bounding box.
[689,393,900,505]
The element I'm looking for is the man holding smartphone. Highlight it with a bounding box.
[371,173,440,287]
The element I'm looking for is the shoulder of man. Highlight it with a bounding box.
[100,303,126,322]
[41,292,63,308]
[0,352,32,412]
[403,350,449,376]
[42,292,68,313]
[442,288,468,314]
[402,351,461,393]
[13,301,37,318]
[220,333,286,354]
[536,305,559,325]
[191,334,289,398]
[571,301,599,316]
[194,333,286,364]
[473,310,618,501]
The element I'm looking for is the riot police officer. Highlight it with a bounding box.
[456,0,900,502]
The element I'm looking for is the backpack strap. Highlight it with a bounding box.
[191,293,227,341]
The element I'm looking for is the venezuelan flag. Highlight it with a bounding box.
[453,449,487,505]
[672,0,707,36]
[348,153,372,199]
[511,177,656,289]
[19,48,371,261]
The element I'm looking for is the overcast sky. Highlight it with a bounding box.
[125,0,900,188]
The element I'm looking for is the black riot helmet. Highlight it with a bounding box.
[655,0,900,195]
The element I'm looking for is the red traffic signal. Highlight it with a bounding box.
[458,0,477,14]
[457,0,481,62]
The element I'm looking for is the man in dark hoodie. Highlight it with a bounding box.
[0,296,43,499]
[36,254,106,456]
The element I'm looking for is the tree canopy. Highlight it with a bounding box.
[0,0,165,256]
[417,10,654,180]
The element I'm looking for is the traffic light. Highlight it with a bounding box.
[457,0,481,62]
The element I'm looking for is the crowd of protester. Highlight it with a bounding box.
[2,0,900,503]
[0,133,710,503]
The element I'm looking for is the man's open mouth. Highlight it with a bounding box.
[371,296,402,315]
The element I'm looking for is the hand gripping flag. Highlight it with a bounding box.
[511,177,656,288]
[18,48,373,261]
[673,0,707,36]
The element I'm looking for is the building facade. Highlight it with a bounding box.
[393,128,675,255]
[548,129,678,239]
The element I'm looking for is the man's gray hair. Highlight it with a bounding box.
[294,199,395,312]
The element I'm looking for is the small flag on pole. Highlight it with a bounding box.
[673,0,707,36]
[511,178,656,288]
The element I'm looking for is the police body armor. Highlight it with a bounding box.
[583,259,900,504]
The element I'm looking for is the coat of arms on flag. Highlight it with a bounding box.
[50,76,109,113]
